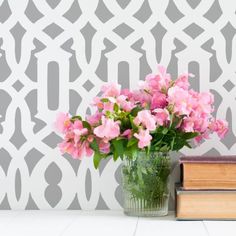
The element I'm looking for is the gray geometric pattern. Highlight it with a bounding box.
[0,0,234,210]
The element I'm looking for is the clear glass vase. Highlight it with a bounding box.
[122,151,171,217]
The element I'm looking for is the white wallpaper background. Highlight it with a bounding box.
[0,0,235,210]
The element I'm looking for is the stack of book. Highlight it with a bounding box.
[176,156,236,220]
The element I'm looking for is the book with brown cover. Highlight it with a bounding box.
[180,156,236,190]
[176,185,236,220]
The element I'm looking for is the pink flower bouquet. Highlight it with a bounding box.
[55,65,228,168]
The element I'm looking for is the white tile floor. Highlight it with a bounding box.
[0,211,235,236]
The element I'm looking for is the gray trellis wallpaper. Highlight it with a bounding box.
[0,0,235,210]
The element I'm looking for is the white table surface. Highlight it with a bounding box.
[0,210,235,236]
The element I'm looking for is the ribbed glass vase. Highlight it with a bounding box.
[121,151,171,217]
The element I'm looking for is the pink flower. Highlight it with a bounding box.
[193,117,209,133]
[64,130,75,141]
[73,128,88,144]
[93,95,116,112]
[120,89,133,99]
[56,64,229,164]
[209,119,228,138]
[134,129,152,148]
[151,92,167,109]
[194,135,202,143]
[54,112,71,133]
[143,65,171,93]
[103,101,114,112]
[157,65,171,87]
[144,74,160,92]
[196,92,214,114]
[101,82,121,97]
[99,140,110,154]
[134,110,156,131]
[153,108,169,126]
[168,86,192,115]
[58,140,75,155]
[59,139,93,160]
[74,127,88,136]
[121,129,132,139]
[87,135,94,143]
[175,73,193,90]
[94,116,120,140]
[92,97,104,109]
[72,120,83,129]
[116,95,135,112]
[72,120,88,144]
[73,141,93,159]
[132,90,151,108]
[199,92,214,105]
[86,112,102,126]
[123,101,135,112]
[59,136,94,159]
[182,117,195,132]
[194,131,209,144]
[58,118,94,159]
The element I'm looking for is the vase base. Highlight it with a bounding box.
[124,209,168,217]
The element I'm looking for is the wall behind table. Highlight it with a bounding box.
[0,0,234,210]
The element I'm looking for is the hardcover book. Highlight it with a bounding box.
[180,156,236,189]
[176,185,236,220]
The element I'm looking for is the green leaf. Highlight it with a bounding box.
[172,136,186,151]
[159,145,169,152]
[184,141,192,148]
[71,115,82,121]
[137,167,144,184]
[93,152,102,169]
[182,132,199,140]
[170,137,175,150]
[153,139,163,147]
[127,137,138,147]
[101,98,109,103]
[113,150,119,161]
[130,106,142,117]
[82,121,91,131]
[112,139,125,159]
[145,145,151,155]
[129,115,138,132]
[152,132,164,147]
[162,128,168,134]
[89,139,99,152]
[140,166,147,175]
[114,103,119,112]
[124,145,137,160]
[105,110,111,116]
[116,136,126,140]
[170,115,181,128]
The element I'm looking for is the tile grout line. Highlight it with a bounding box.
[133,217,139,236]
[202,221,211,236]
